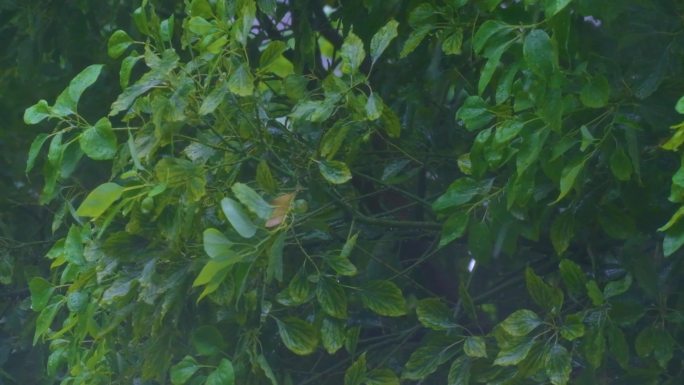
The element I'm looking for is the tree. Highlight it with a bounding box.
[21,0,684,384]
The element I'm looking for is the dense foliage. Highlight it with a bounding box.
[17,0,684,384]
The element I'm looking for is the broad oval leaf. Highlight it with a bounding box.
[276,317,319,355]
[170,356,200,385]
[79,117,117,160]
[360,280,406,317]
[28,277,53,311]
[464,336,487,358]
[493,338,535,366]
[76,182,125,219]
[316,277,348,319]
[319,160,352,184]
[203,228,232,259]
[221,197,257,238]
[24,100,52,125]
[192,325,226,356]
[205,358,235,385]
[232,182,273,220]
[499,309,542,337]
[340,32,365,74]
[546,344,572,385]
[321,318,345,354]
[416,298,455,330]
[108,30,133,59]
[523,30,556,78]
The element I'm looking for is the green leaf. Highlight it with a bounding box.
[26,133,49,173]
[66,291,87,312]
[170,356,200,385]
[316,277,348,318]
[340,32,366,73]
[191,325,226,356]
[439,211,470,247]
[288,270,311,304]
[464,336,487,358]
[64,224,84,266]
[478,40,511,94]
[432,177,487,211]
[160,15,174,42]
[221,197,258,238]
[228,63,254,96]
[190,0,213,17]
[676,95,684,114]
[473,20,510,54]
[447,356,471,385]
[366,368,399,385]
[256,355,278,385]
[192,259,232,287]
[652,327,674,367]
[603,274,632,299]
[609,147,632,181]
[554,158,585,203]
[560,316,585,341]
[205,359,235,385]
[319,160,352,184]
[79,117,117,160]
[585,280,604,306]
[76,182,124,219]
[267,232,285,283]
[500,309,542,336]
[108,30,133,59]
[635,325,654,358]
[34,297,63,345]
[257,0,277,15]
[402,343,455,380]
[203,228,232,259]
[550,212,574,255]
[516,127,549,175]
[188,16,215,35]
[200,81,229,115]
[523,29,556,78]
[493,338,535,366]
[580,75,610,108]
[28,277,53,312]
[525,267,564,313]
[260,40,288,69]
[360,280,406,317]
[416,298,455,330]
[370,19,399,62]
[582,326,605,368]
[558,259,586,297]
[442,28,464,55]
[119,54,142,89]
[545,0,572,17]
[365,93,383,121]
[455,96,494,131]
[494,120,524,145]
[400,25,433,58]
[344,353,367,385]
[54,64,104,115]
[663,220,684,256]
[232,182,273,220]
[24,100,52,125]
[606,324,629,368]
[546,344,571,385]
[276,317,319,355]
[321,318,345,354]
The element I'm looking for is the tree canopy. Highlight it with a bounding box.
[8,0,684,384]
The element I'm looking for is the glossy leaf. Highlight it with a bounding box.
[276,317,319,355]
[523,30,556,78]
[316,277,348,318]
[202,228,232,259]
[319,160,352,184]
[360,280,406,317]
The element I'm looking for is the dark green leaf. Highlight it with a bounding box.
[54,64,104,115]
[260,41,288,69]
[554,158,585,203]
[276,317,319,355]
[580,76,610,108]
[267,232,285,283]
[203,228,232,259]
[26,133,49,173]
[456,96,494,131]
[583,326,605,368]
[199,82,229,115]
[439,211,470,247]
[606,324,629,369]
[525,267,564,313]
[366,368,399,385]
[559,259,586,297]
[464,336,487,358]
[119,54,142,89]
[585,280,604,306]
[545,344,571,385]
[256,355,278,385]
[340,32,365,74]
[432,177,489,211]
[192,325,225,356]
[344,353,367,385]
[316,277,347,318]
[321,318,345,354]
[551,212,574,255]
[523,30,556,78]
[24,100,52,125]
[416,298,455,330]
[473,20,510,54]
[402,343,455,380]
[34,297,63,345]
[603,274,632,299]
[400,25,433,58]
[360,280,406,317]
[232,182,272,220]
[442,28,464,55]
[545,0,572,17]
[493,338,535,366]
[365,93,383,121]
[447,356,471,385]
[28,277,53,312]
[560,316,585,341]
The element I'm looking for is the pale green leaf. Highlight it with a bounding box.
[366,368,399,385]
[221,197,257,238]
[341,32,365,73]
[447,356,471,385]
[442,28,464,55]
[24,100,52,125]
[400,25,433,58]
[26,133,49,173]
[54,64,104,115]
[228,63,254,96]
[554,158,585,203]
[232,182,272,220]
[370,20,399,62]
[585,280,604,305]
[344,353,367,385]
[580,75,610,108]
[76,182,124,219]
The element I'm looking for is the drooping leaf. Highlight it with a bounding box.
[603,274,632,299]
[54,64,104,115]
[221,197,258,238]
[360,280,406,317]
[400,25,433,58]
[550,212,574,255]
[442,28,464,55]
[545,344,572,385]
[276,317,319,355]
[432,177,489,211]
[26,133,49,173]
[473,20,510,54]
[76,182,125,219]
[24,100,52,125]
[554,158,585,203]
[545,0,573,17]
[558,259,586,297]
[267,232,285,283]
